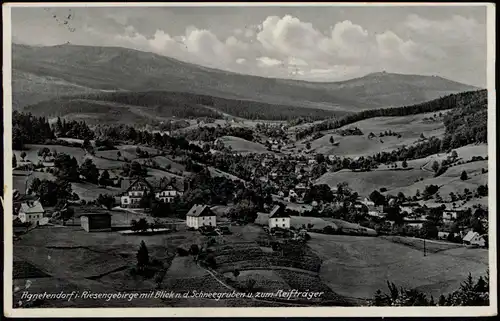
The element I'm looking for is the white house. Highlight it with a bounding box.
[268,205,290,229]
[18,200,45,224]
[120,177,153,208]
[442,210,459,222]
[462,231,486,247]
[362,198,375,207]
[155,183,183,203]
[186,205,216,229]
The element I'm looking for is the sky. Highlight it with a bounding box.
[10,5,488,87]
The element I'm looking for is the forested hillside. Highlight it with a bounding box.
[296,90,487,140]
[23,91,345,122]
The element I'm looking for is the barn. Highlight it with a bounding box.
[79,212,112,232]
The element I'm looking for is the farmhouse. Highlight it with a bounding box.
[153,180,184,203]
[79,212,112,232]
[120,177,154,208]
[18,200,45,225]
[462,231,486,247]
[186,204,216,229]
[268,205,290,229]
[442,210,459,223]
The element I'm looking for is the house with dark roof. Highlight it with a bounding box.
[18,200,45,225]
[186,204,216,229]
[268,205,290,229]
[120,177,154,208]
[153,179,184,203]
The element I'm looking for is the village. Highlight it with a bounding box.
[13,144,488,249]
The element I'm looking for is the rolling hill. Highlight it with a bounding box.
[22,91,345,123]
[12,43,478,113]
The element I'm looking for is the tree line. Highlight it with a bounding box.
[295,90,486,140]
[12,111,55,150]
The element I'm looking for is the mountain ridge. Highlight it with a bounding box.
[12,43,478,112]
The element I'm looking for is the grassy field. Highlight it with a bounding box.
[219,136,271,154]
[13,171,56,193]
[308,233,488,299]
[388,160,488,201]
[14,144,87,163]
[291,111,449,157]
[316,167,434,197]
[71,182,122,200]
[13,223,343,307]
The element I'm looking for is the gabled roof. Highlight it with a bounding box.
[20,201,44,214]
[122,177,153,193]
[186,204,215,217]
[269,205,289,218]
[463,230,479,242]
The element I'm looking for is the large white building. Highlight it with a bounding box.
[18,200,45,224]
[186,205,217,229]
[120,177,153,208]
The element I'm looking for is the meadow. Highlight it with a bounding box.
[316,167,434,198]
[294,110,450,157]
[219,136,271,154]
[308,233,488,299]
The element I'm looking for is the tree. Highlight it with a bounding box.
[420,133,426,140]
[431,161,440,173]
[397,192,406,202]
[97,194,115,210]
[20,151,27,161]
[233,269,240,279]
[38,147,51,161]
[12,154,17,168]
[460,171,468,181]
[130,161,147,177]
[83,139,92,151]
[98,170,111,187]
[315,153,325,164]
[305,142,311,150]
[416,189,421,198]
[477,185,488,197]
[136,240,149,271]
[31,179,72,206]
[369,190,386,206]
[54,153,79,182]
[245,278,257,293]
[228,200,258,224]
[190,244,200,256]
[329,136,334,144]
[79,159,99,184]
[117,151,122,159]
[154,270,166,289]
[421,221,438,239]
[402,160,408,169]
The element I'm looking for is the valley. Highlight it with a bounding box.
[10,43,490,309]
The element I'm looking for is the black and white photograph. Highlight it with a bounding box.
[3,2,496,317]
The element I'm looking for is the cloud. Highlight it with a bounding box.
[405,14,481,44]
[376,31,416,61]
[257,15,326,61]
[24,9,482,85]
[256,56,283,67]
